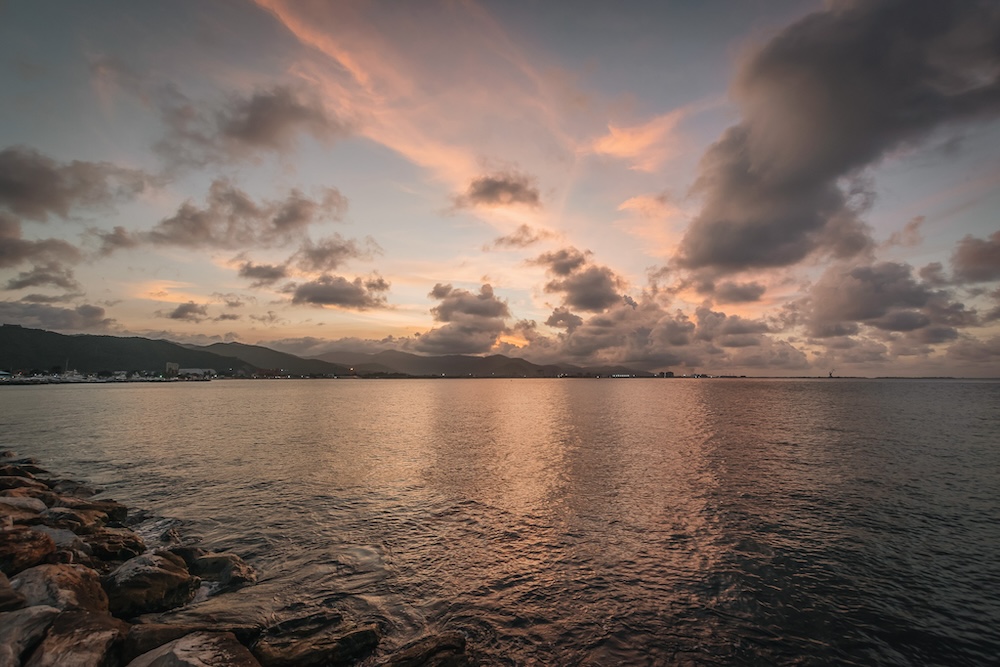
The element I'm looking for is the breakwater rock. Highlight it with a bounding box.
[0,451,473,666]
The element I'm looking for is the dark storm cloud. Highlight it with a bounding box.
[416,284,511,355]
[4,263,80,291]
[677,0,1000,274]
[488,224,555,250]
[454,171,541,209]
[545,265,624,313]
[160,301,210,322]
[0,301,114,331]
[289,274,390,310]
[148,180,345,249]
[0,213,82,268]
[947,335,1000,362]
[0,146,151,221]
[545,306,583,332]
[951,230,1000,283]
[238,261,288,287]
[531,247,590,276]
[714,281,766,304]
[294,234,381,272]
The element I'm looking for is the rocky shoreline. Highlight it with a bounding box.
[0,451,472,666]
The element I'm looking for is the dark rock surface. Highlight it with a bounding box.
[0,526,56,575]
[0,605,60,665]
[379,631,470,667]
[253,621,382,667]
[126,631,262,667]
[104,553,201,619]
[0,571,27,611]
[23,610,130,667]
[11,563,110,613]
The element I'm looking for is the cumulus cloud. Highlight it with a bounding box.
[4,263,80,291]
[531,247,590,276]
[288,274,390,309]
[676,0,1000,275]
[714,280,766,304]
[951,230,1000,283]
[0,213,81,268]
[488,224,555,250]
[0,301,114,332]
[454,170,541,209]
[238,261,288,288]
[158,301,210,322]
[416,283,511,354]
[294,234,381,272]
[0,146,151,221]
[545,306,583,333]
[545,265,624,313]
[148,180,345,249]
[92,225,141,256]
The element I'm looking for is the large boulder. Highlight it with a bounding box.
[0,571,27,611]
[44,479,103,498]
[0,497,44,525]
[104,553,200,619]
[0,526,56,575]
[379,631,469,667]
[126,631,261,667]
[11,563,109,613]
[123,623,260,664]
[39,506,109,533]
[0,605,60,665]
[0,476,49,491]
[252,622,381,667]
[23,610,130,667]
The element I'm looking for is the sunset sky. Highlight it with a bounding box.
[1,0,999,376]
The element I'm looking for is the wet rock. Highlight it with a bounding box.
[75,498,128,523]
[253,622,381,667]
[39,506,109,533]
[45,479,103,497]
[380,631,469,667]
[30,525,88,551]
[0,571,27,611]
[105,552,200,619]
[11,563,109,613]
[0,526,56,575]
[126,631,261,667]
[82,526,146,562]
[23,610,130,667]
[1,486,66,508]
[0,498,44,525]
[0,605,60,665]
[0,465,36,478]
[123,623,261,663]
[0,496,47,513]
[169,548,257,592]
[0,475,49,491]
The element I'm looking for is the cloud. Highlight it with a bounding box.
[530,247,590,276]
[545,265,624,313]
[676,0,1000,275]
[4,262,80,291]
[0,213,82,268]
[159,301,210,322]
[148,180,345,249]
[714,281,766,304]
[92,225,141,256]
[951,230,1000,283]
[147,82,347,167]
[0,146,151,221]
[294,234,381,272]
[488,224,555,250]
[0,301,115,332]
[416,283,510,354]
[238,261,288,287]
[590,109,687,172]
[454,170,541,209]
[288,274,390,309]
[545,306,583,333]
[883,216,925,249]
[19,292,84,304]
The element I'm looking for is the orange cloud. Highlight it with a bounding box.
[590,109,688,171]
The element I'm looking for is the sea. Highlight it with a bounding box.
[1,378,998,665]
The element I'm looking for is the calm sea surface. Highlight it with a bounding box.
[2,378,998,665]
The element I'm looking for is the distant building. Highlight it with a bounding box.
[658,371,675,378]
[165,362,179,377]
[178,368,216,378]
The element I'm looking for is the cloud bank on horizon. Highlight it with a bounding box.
[1,0,998,376]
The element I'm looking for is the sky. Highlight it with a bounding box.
[1,0,999,377]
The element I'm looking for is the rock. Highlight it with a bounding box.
[23,610,130,667]
[253,622,381,667]
[39,506,109,533]
[45,479,103,498]
[0,605,60,665]
[134,587,270,642]
[169,548,257,592]
[0,465,36,478]
[74,498,128,523]
[30,526,88,551]
[0,496,48,513]
[126,631,261,667]
[0,475,49,491]
[2,487,66,508]
[0,499,43,525]
[123,623,261,664]
[0,526,56,575]
[82,526,146,562]
[104,553,200,619]
[11,563,109,613]
[380,631,469,667]
[0,571,27,611]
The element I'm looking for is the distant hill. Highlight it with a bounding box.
[190,342,350,376]
[0,325,258,375]
[316,349,651,378]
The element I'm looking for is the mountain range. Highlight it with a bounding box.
[0,325,649,377]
